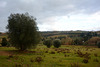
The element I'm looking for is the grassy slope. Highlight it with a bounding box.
[0,45,100,67]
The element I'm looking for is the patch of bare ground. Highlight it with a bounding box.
[0,51,11,56]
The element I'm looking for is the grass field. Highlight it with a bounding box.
[0,45,100,67]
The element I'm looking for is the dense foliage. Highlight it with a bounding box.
[53,39,61,48]
[1,38,8,46]
[73,38,83,45]
[43,39,52,48]
[41,31,99,46]
[7,13,40,50]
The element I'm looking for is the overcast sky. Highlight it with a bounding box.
[0,0,100,32]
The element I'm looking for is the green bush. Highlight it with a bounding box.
[43,39,52,48]
[53,39,61,48]
[1,38,8,46]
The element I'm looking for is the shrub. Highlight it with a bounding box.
[64,54,69,57]
[50,51,55,54]
[35,57,43,63]
[93,58,99,62]
[76,50,91,59]
[82,58,88,63]
[84,52,91,59]
[76,50,84,57]
[53,39,61,48]
[1,38,8,46]
[45,51,48,53]
[30,59,34,62]
[7,54,14,59]
[43,39,52,48]
[71,63,81,67]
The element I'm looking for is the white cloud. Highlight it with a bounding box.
[38,12,100,31]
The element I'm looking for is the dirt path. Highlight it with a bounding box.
[0,51,11,56]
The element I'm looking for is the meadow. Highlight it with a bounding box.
[0,45,100,67]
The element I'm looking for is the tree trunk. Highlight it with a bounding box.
[20,45,26,51]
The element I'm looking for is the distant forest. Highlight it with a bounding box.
[41,31,100,37]
[41,31,100,46]
[0,30,100,46]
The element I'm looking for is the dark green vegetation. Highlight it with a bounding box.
[0,45,100,67]
[41,31,100,46]
[6,13,40,51]
[53,39,61,48]
[43,39,52,48]
[1,38,8,46]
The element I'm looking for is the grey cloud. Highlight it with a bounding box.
[0,0,100,32]
[2,0,100,17]
[75,0,100,14]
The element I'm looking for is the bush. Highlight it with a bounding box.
[35,57,43,63]
[93,58,99,62]
[97,41,100,48]
[82,58,88,63]
[50,51,55,54]
[53,39,61,48]
[71,63,81,67]
[43,39,52,48]
[1,38,8,46]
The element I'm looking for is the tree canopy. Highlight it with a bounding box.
[7,13,40,50]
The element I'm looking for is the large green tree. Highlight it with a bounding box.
[7,13,40,51]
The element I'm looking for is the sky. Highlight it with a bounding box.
[0,0,100,32]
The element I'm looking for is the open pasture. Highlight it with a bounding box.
[0,45,100,67]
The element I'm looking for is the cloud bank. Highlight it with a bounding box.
[0,0,100,32]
